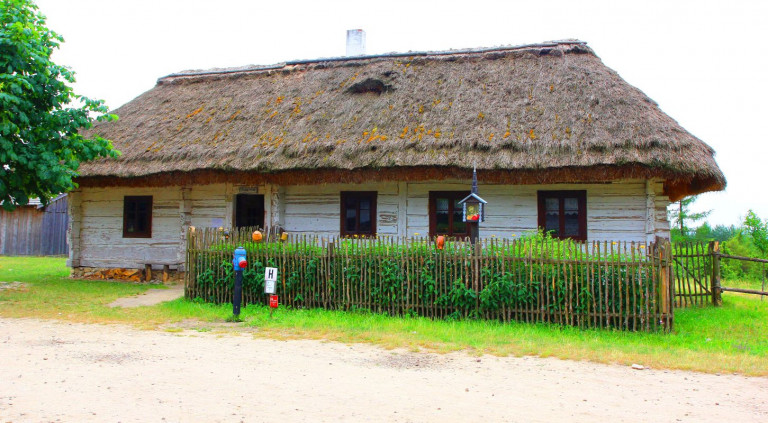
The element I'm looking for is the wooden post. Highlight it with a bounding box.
[145,264,152,282]
[468,222,479,246]
[655,240,671,326]
[178,186,192,272]
[163,265,170,283]
[710,241,722,306]
[66,189,82,268]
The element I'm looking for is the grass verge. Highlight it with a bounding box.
[1,256,767,375]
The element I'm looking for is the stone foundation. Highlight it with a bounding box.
[71,267,185,284]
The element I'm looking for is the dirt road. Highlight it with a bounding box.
[1,318,766,422]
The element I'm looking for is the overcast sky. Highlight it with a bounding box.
[35,0,768,227]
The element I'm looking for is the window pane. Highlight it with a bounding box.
[436,198,449,212]
[564,211,579,236]
[563,197,580,236]
[545,198,559,213]
[359,208,372,232]
[359,199,370,211]
[436,209,450,233]
[545,212,560,235]
[544,197,560,235]
[453,212,466,233]
[564,198,578,212]
[346,208,357,232]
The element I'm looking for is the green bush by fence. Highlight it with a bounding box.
[186,228,673,331]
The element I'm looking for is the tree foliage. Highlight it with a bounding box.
[742,209,768,256]
[691,222,737,242]
[669,195,711,241]
[0,0,118,210]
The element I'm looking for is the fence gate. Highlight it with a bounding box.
[672,241,713,307]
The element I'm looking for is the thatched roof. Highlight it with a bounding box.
[78,40,725,200]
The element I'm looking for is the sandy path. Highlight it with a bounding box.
[0,318,766,423]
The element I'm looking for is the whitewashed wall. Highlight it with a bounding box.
[283,182,399,238]
[73,186,181,269]
[70,179,670,270]
[283,179,669,242]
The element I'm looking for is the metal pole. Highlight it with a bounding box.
[233,269,243,316]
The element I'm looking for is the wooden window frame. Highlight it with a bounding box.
[340,191,377,237]
[428,191,470,238]
[123,196,152,238]
[537,190,587,241]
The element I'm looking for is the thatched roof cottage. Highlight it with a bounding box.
[69,40,725,273]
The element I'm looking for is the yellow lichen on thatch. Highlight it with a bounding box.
[186,107,204,118]
[227,110,241,122]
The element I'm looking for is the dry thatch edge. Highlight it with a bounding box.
[160,40,588,81]
[74,164,722,201]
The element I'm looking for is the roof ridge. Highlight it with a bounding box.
[159,39,589,82]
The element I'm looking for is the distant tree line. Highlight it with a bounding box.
[671,196,767,281]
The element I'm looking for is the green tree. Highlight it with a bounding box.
[669,195,711,240]
[742,210,768,256]
[710,224,738,242]
[0,0,118,210]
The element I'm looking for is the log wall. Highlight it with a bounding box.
[71,179,670,270]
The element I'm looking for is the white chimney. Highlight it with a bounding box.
[346,29,366,56]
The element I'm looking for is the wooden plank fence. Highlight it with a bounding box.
[186,227,673,331]
[0,195,68,256]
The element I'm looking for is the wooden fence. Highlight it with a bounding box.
[672,240,768,306]
[671,241,715,307]
[186,227,673,331]
[0,195,68,256]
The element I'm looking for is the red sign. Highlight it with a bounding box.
[269,295,279,308]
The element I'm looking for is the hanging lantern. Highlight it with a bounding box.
[457,168,487,223]
[457,166,487,244]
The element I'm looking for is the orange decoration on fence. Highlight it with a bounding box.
[436,236,445,250]
[252,230,263,242]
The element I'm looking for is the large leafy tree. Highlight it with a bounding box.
[0,0,118,210]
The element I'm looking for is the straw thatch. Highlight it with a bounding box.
[77,40,725,200]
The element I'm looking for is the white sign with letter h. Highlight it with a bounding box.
[265,267,278,294]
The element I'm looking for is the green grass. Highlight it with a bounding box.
[1,256,767,375]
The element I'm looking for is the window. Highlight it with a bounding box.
[123,196,152,238]
[537,190,587,241]
[340,191,377,237]
[429,191,470,238]
[235,194,264,228]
